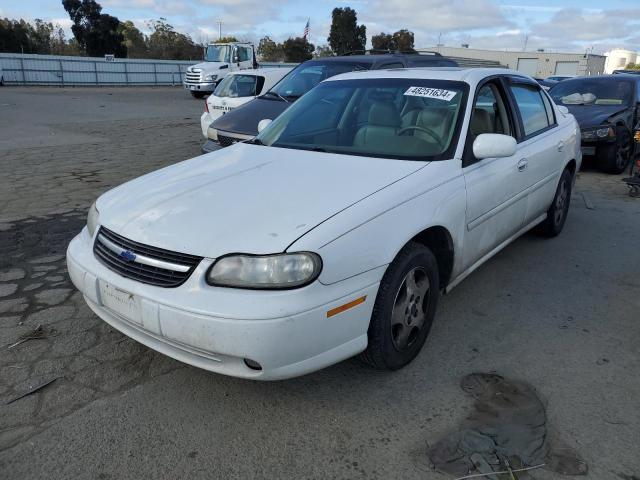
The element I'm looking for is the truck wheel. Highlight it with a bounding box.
[536,167,572,237]
[598,128,631,174]
[361,242,439,370]
[190,91,206,99]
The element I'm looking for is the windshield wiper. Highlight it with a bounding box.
[261,91,289,103]
[246,138,264,146]
[284,94,301,100]
[272,143,328,153]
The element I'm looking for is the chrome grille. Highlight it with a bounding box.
[185,69,202,84]
[93,227,202,288]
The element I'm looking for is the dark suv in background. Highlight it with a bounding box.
[549,74,640,173]
[202,51,458,152]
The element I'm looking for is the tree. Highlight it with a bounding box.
[0,17,79,55]
[118,20,146,58]
[371,32,393,51]
[314,45,333,58]
[327,7,366,55]
[62,0,126,57]
[282,37,314,63]
[371,29,414,52]
[146,18,202,60]
[216,36,238,43]
[392,29,414,52]
[257,36,284,61]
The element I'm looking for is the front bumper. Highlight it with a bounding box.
[184,82,217,92]
[67,228,379,380]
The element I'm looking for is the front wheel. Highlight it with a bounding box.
[598,128,632,174]
[361,242,440,370]
[536,168,573,237]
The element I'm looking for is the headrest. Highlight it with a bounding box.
[368,102,401,127]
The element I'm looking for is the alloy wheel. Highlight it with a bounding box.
[554,178,569,225]
[391,267,431,351]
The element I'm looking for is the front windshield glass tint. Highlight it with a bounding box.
[550,79,632,106]
[214,75,258,98]
[257,78,467,161]
[270,61,370,99]
[205,45,230,63]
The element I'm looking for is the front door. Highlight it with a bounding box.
[462,81,528,269]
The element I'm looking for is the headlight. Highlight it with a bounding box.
[581,126,614,140]
[206,253,322,289]
[87,202,99,237]
[204,74,217,82]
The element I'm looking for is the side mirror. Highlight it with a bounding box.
[257,119,272,133]
[557,105,569,115]
[473,133,517,160]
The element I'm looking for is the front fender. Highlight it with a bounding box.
[289,160,467,285]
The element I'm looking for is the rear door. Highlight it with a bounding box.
[462,79,528,268]
[506,79,563,224]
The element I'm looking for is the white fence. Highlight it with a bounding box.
[0,53,296,86]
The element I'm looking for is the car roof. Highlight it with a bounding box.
[227,68,291,79]
[305,53,448,65]
[557,74,639,83]
[324,67,526,86]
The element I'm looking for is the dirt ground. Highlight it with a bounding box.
[0,87,638,480]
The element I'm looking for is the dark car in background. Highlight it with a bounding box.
[549,75,640,173]
[202,52,458,152]
[534,77,557,91]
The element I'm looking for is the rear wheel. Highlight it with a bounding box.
[598,127,632,174]
[536,168,573,237]
[190,91,206,99]
[361,242,439,370]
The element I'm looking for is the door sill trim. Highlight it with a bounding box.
[446,213,547,293]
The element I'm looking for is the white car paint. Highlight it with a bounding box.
[67,68,581,380]
[200,69,291,138]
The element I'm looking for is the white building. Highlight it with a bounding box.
[419,46,606,77]
[604,48,639,74]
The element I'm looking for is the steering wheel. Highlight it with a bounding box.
[398,125,443,147]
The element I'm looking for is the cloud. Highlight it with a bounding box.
[361,0,511,35]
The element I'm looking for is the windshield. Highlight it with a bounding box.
[269,61,371,100]
[256,78,467,161]
[550,79,633,106]
[205,45,230,63]
[214,74,260,98]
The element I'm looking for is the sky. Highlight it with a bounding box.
[1,0,639,55]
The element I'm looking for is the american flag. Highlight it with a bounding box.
[303,19,310,39]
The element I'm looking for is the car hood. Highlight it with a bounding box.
[97,143,426,258]
[189,62,229,75]
[563,104,631,128]
[210,97,290,136]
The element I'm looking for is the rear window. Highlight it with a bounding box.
[550,79,633,106]
[214,75,262,98]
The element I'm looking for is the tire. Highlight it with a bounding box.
[190,91,206,99]
[536,168,573,237]
[597,127,632,174]
[361,242,440,370]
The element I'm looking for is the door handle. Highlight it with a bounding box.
[517,158,528,172]
[557,141,565,152]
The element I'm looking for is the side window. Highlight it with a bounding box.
[471,83,512,138]
[238,47,251,62]
[509,84,551,137]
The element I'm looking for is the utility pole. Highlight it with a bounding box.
[217,21,222,40]
[523,34,529,51]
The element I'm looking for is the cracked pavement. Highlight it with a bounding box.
[0,87,639,480]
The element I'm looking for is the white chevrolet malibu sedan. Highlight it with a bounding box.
[67,68,581,380]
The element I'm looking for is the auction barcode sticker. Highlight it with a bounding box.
[404,87,457,102]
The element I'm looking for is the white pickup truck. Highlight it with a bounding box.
[184,42,257,98]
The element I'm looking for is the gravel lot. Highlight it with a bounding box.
[0,86,638,480]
